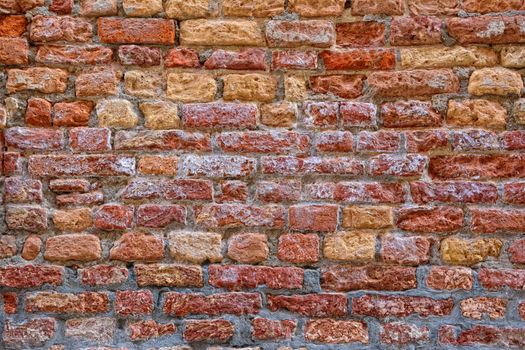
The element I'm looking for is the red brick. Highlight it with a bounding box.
[163,292,261,316]
[208,265,303,290]
[406,130,449,152]
[115,290,153,316]
[252,318,296,340]
[2,292,17,314]
[0,236,16,259]
[427,266,474,290]
[217,131,310,154]
[8,68,68,93]
[303,101,338,129]
[76,69,119,97]
[335,182,405,203]
[336,22,385,47]
[28,154,135,177]
[109,232,164,262]
[353,295,453,318]
[340,102,377,127]
[98,18,175,44]
[369,69,459,97]
[352,0,404,15]
[410,181,498,204]
[310,74,365,99]
[5,127,63,151]
[391,16,442,45]
[408,0,461,15]
[305,319,368,344]
[380,235,431,266]
[289,204,338,232]
[0,37,28,64]
[94,204,133,230]
[463,0,524,13]
[3,152,22,176]
[195,204,285,229]
[118,45,161,66]
[137,204,186,228]
[30,15,92,42]
[278,234,319,263]
[440,325,525,347]
[471,209,525,233]
[321,49,395,70]
[357,131,400,153]
[56,191,104,207]
[3,318,56,348]
[228,233,268,264]
[0,15,27,37]
[205,48,266,70]
[505,183,525,204]
[69,128,111,152]
[447,15,525,44]
[50,0,72,14]
[121,179,213,201]
[502,130,525,150]
[6,206,47,232]
[380,322,430,345]
[321,265,417,291]
[460,297,507,320]
[452,129,499,151]
[4,177,42,203]
[25,97,52,127]
[268,293,347,317]
[0,265,63,288]
[53,100,94,127]
[44,234,101,262]
[49,179,90,193]
[369,154,427,177]
[135,263,203,287]
[183,319,234,343]
[164,47,200,68]
[36,45,112,65]
[381,101,442,128]
[266,20,334,48]
[430,154,525,179]
[127,320,176,341]
[479,268,525,289]
[21,235,41,261]
[182,103,257,130]
[272,50,317,70]
[25,292,109,313]
[396,206,464,233]
[80,265,129,286]
[262,156,364,175]
[316,131,354,152]
[216,181,248,203]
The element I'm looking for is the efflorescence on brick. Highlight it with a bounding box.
[2,0,525,349]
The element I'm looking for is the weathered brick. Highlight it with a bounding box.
[98,18,175,44]
[196,204,285,228]
[30,15,92,42]
[121,178,212,201]
[381,235,431,266]
[342,206,393,229]
[56,191,104,207]
[447,15,525,44]
[336,22,385,47]
[182,103,258,130]
[396,206,464,233]
[410,181,498,204]
[137,156,178,176]
[305,319,368,344]
[5,127,63,151]
[135,263,203,287]
[289,204,338,232]
[164,0,210,19]
[0,265,63,288]
[471,209,525,233]
[223,0,284,17]
[352,0,404,15]
[289,0,345,17]
[52,208,92,232]
[427,266,473,290]
[369,154,427,178]
[206,48,266,70]
[25,97,52,127]
[167,72,216,103]
[268,294,347,317]
[21,235,42,261]
[69,128,111,152]
[321,49,395,70]
[79,0,117,16]
[0,37,28,64]
[0,236,17,259]
[223,74,277,102]
[469,67,523,96]
[266,20,335,48]
[25,292,109,313]
[429,154,525,179]
[216,180,248,203]
[324,231,376,262]
[391,16,442,46]
[310,74,365,99]
[209,265,303,290]
[272,50,317,70]
[353,294,453,318]
[441,237,502,266]
[28,154,135,177]
[54,101,94,127]
[76,70,120,97]
[408,0,460,15]
[96,99,138,128]
[321,265,417,291]
[479,268,525,290]
[401,46,498,68]
[80,265,129,286]
[124,70,162,98]
[460,297,507,320]
[36,45,113,65]
[49,179,91,193]
[65,317,115,342]
[7,67,68,93]
[94,204,133,230]
[183,319,234,342]
[123,0,162,16]
[168,231,222,264]
[369,69,459,97]
[180,20,264,46]
[127,320,176,341]
[118,45,161,66]
[380,322,430,345]
[4,177,42,203]
[0,15,27,37]
[50,0,73,14]
[3,318,56,348]
[6,206,47,232]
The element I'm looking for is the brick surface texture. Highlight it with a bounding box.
[1,0,525,349]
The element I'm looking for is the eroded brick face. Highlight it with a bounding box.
[1,1,524,349]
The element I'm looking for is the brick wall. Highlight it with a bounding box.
[1,0,525,349]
